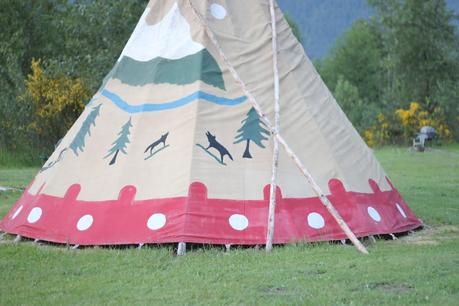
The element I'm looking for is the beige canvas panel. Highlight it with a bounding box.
[29,0,391,203]
[30,97,197,200]
[191,0,391,194]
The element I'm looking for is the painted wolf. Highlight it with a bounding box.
[205,131,233,163]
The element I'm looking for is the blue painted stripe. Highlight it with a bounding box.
[101,89,246,113]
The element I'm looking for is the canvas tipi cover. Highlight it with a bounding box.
[1,0,422,246]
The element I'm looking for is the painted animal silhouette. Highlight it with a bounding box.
[145,132,169,155]
[205,131,233,163]
[40,148,67,172]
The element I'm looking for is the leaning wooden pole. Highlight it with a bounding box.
[265,0,281,253]
[187,0,368,254]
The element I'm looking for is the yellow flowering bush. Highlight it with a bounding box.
[365,102,453,147]
[21,59,90,148]
[364,112,391,147]
[395,102,452,141]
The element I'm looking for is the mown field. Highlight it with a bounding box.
[0,146,458,305]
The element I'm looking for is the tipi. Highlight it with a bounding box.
[0,0,421,252]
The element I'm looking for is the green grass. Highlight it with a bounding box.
[0,146,458,305]
[0,148,43,169]
[0,168,38,189]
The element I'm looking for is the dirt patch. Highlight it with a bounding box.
[398,225,459,246]
[366,282,413,293]
[260,286,289,296]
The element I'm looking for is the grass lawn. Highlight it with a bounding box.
[0,146,458,305]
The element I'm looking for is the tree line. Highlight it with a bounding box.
[0,0,145,155]
[316,0,458,145]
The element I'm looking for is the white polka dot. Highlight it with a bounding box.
[11,205,23,220]
[147,213,166,230]
[367,206,381,222]
[27,207,42,223]
[229,214,248,231]
[307,212,325,229]
[77,215,93,231]
[396,203,407,219]
[210,3,227,20]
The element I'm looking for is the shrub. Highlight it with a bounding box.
[364,113,391,147]
[20,59,90,151]
[395,102,452,141]
[364,102,452,147]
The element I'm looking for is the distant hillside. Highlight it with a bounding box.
[277,0,459,59]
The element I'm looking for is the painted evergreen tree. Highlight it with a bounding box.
[69,104,102,156]
[104,118,132,165]
[234,107,270,158]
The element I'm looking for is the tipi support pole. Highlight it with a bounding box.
[266,0,281,253]
[277,134,368,255]
[14,235,22,243]
[177,242,186,256]
[187,0,368,255]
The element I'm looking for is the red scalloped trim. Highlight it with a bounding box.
[0,177,422,245]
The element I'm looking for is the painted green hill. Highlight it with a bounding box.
[112,49,225,90]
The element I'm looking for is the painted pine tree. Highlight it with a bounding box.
[234,107,270,158]
[69,104,102,156]
[104,118,132,165]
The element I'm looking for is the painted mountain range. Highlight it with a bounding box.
[111,2,225,90]
[113,49,225,90]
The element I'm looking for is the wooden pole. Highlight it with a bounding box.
[177,242,186,256]
[266,0,281,253]
[187,0,368,254]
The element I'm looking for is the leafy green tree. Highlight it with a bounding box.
[234,107,270,159]
[69,104,102,156]
[334,77,377,132]
[48,0,145,90]
[0,0,144,151]
[105,118,132,165]
[368,0,459,111]
[317,19,384,105]
[0,0,66,150]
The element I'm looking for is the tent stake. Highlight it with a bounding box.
[0,232,5,241]
[225,244,231,252]
[187,1,368,255]
[71,244,80,250]
[177,242,186,256]
[265,0,281,253]
[14,235,22,243]
[138,243,144,250]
